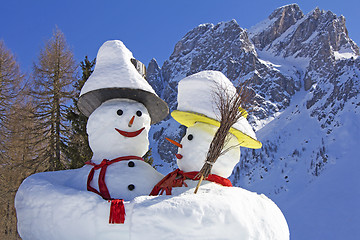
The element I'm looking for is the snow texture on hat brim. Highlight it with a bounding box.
[171,110,262,149]
[78,87,169,124]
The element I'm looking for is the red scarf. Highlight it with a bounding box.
[150,168,232,196]
[85,156,144,224]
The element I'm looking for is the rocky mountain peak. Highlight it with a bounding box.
[159,19,256,110]
[250,4,303,50]
[269,4,303,20]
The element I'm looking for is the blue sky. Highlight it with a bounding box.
[1,0,359,73]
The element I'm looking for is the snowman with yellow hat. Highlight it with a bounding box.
[129,70,288,239]
[151,70,261,195]
[139,70,289,239]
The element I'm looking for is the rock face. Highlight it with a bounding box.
[146,3,360,202]
[250,4,304,50]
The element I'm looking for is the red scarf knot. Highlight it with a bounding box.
[85,156,143,224]
[150,168,232,196]
[85,155,144,200]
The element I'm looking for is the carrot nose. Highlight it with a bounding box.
[128,115,135,127]
[165,137,182,148]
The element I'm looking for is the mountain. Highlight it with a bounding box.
[146,4,360,239]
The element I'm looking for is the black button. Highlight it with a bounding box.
[128,161,135,167]
[187,134,193,140]
[128,184,135,191]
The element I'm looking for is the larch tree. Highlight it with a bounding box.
[31,27,78,171]
[0,40,31,240]
[0,40,24,162]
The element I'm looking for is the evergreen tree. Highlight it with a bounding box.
[143,148,154,167]
[31,27,77,171]
[66,56,95,168]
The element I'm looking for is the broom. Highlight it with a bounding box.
[194,81,255,194]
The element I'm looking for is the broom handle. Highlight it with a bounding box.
[194,175,204,194]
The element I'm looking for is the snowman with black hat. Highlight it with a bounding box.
[77,39,168,221]
[15,40,168,240]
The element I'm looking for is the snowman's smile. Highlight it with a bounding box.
[115,127,145,138]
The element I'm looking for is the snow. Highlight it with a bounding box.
[256,49,310,76]
[80,40,155,97]
[132,182,289,240]
[333,47,359,60]
[15,169,289,240]
[236,89,360,239]
[248,17,277,38]
[177,70,258,140]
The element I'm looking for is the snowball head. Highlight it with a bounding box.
[87,98,151,161]
[177,122,240,178]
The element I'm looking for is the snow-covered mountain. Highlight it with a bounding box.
[146,4,360,239]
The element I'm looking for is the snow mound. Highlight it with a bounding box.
[15,169,289,240]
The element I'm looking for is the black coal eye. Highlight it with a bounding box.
[136,110,142,117]
[117,109,123,116]
[187,134,193,141]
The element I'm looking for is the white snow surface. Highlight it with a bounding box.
[80,40,155,97]
[333,46,359,60]
[15,168,289,240]
[177,70,257,140]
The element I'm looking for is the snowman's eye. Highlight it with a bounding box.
[136,110,142,117]
[117,109,123,116]
[187,134,193,141]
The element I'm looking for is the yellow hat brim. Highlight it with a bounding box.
[171,110,262,149]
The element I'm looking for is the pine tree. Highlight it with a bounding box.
[66,56,95,168]
[143,148,155,167]
[31,27,77,171]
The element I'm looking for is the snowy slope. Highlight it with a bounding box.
[233,88,360,239]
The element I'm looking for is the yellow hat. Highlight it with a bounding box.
[171,110,262,149]
[173,70,262,149]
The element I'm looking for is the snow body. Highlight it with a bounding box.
[15,170,289,240]
[133,182,289,240]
